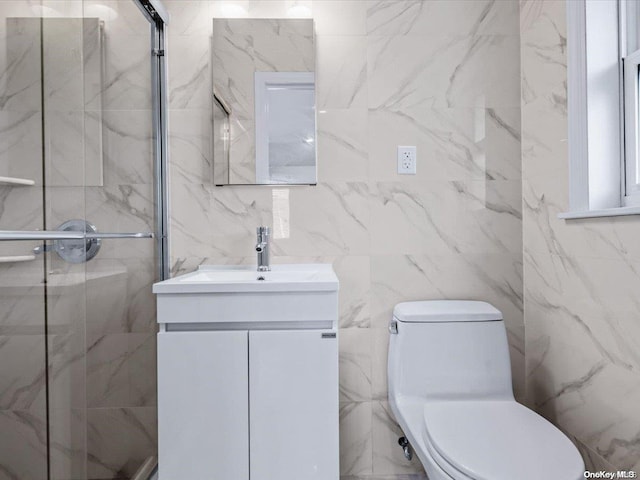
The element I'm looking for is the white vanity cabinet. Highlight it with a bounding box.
[249,330,338,480]
[153,264,339,480]
[157,330,249,479]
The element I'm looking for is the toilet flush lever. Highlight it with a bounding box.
[389,320,398,334]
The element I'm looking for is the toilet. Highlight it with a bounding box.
[388,300,585,480]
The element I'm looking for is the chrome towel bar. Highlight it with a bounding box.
[0,231,154,241]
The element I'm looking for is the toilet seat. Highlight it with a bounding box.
[422,400,584,480]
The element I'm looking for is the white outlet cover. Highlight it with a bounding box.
[397,146,417,174]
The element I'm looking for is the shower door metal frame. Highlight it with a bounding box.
[134,0,170,281]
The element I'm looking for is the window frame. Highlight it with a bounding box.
[622,0,640,206]
[562,0,640,219]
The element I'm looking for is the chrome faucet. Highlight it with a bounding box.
[255,226,271,272]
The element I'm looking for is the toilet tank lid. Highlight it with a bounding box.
[393,301,502,322]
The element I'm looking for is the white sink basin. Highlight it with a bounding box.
[153,264,338,294]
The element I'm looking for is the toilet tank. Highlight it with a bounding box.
[388,301,514,402]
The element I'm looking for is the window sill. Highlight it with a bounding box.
[558,206,640,219]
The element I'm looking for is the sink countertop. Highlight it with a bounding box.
[153,264,339,294]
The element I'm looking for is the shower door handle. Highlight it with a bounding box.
[0,220,154,264]
[0,231,154,241]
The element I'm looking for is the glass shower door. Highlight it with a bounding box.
[0,2,161,479]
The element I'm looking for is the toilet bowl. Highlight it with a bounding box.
[387,301,585,480]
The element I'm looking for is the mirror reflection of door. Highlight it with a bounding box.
[254,72,316,185]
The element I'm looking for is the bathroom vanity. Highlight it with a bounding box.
[153,264,339,480]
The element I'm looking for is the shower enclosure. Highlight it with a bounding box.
[0,1,168,478]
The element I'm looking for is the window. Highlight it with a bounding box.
[563,0,640,218]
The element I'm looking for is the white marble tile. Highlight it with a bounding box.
[100,32,151,111]
[123,258,157,334]
[0,262,46,334]
[168,35,212,110]
[85,260,128,338]
[339,402,373,476]
[0,110,43,184]
[339,328,373,402]
[47,331,87,412]
[169,109,213,185]
[1,17,42,112]
[453,179,523,255]
[210,0,298,19]
[314,1,366,36]
[316,35,367,109]
[272,182,369,257]
[520,0,566,110]
[86,333,130,408]
[367,34,521,109]
[101,109,154,186]
[368,182,458,256]
[170,182,216,258]
[371,401,425,475]
[83,0,150,38]
[0,409,48,480]
[49,407,87,480]
[128,333,156,407]
[521,102,567,182]
[165,1,211,37]
[366,0,519,37]
[333,255,371,328]
[86,406,157,479]
[368,108,521,183]
[0,335,46,410]
[317,109,368,182]
[371,327,390,401]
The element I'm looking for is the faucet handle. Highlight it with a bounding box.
[257,226,270,236]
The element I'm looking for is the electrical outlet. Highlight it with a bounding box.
[397,146,417,174]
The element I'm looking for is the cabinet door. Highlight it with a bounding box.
[249,330,339,480]
[158,331,249,480]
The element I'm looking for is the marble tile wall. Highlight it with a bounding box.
[167,1,522,478]
[521,0,640,472]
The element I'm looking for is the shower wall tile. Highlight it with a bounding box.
[87,334,131,408]
[2,17,42,112]
[0,409,48,480]
[0,335,46,410]
[100,33,151,111]
[522,0,640,470]
[101,109,154,186]
[49,407,87,480]
[0,110,43,183]
[0,264,45,334]
[86,406,157,480]
[168,1,522,478]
